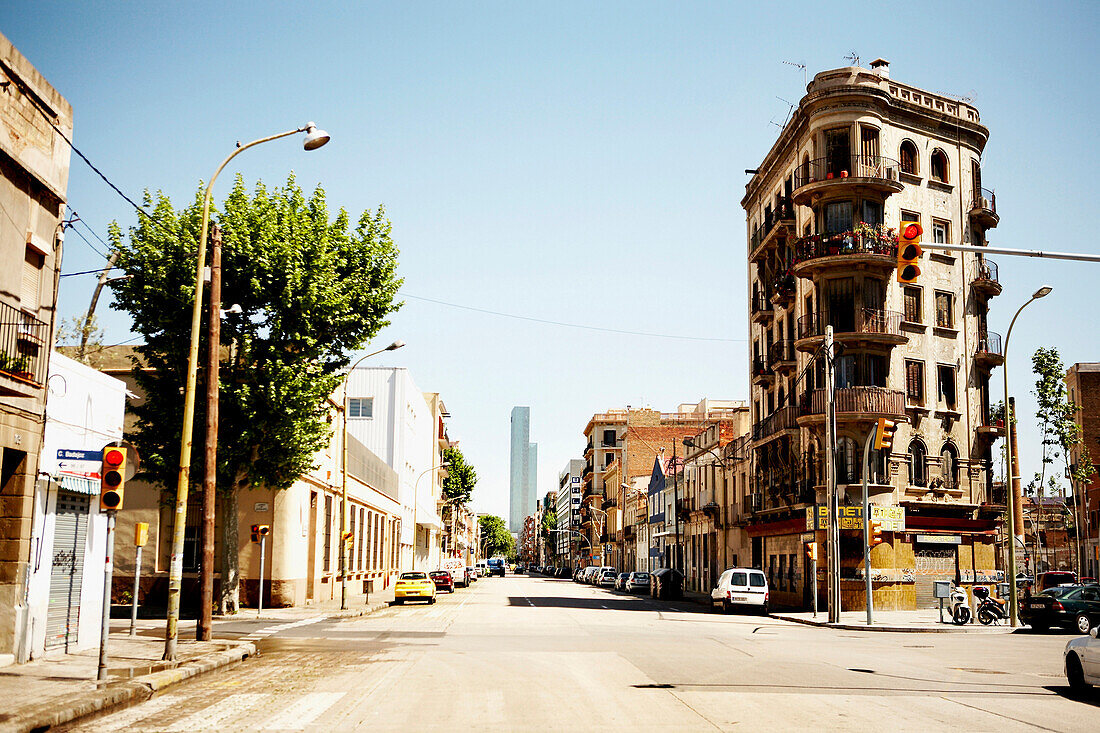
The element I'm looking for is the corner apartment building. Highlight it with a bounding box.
[0,32,72,663]
[556,459,584,563]
[580,399,744,570]
[509,406,537,532]
[1066,363,1100,578]
[743,60,1003,611]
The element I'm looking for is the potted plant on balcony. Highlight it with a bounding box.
[0,353,33,381]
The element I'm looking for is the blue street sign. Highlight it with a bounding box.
[57,449,102,461]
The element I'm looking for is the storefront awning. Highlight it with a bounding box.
[57,475,98,495]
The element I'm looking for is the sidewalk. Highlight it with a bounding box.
[0,623,254,733]
[250,584,396,622]
[771,608,1016,633]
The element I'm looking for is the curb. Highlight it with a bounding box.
[771,613,1014,633]
[3,641,255,733]
[253,598,394,623]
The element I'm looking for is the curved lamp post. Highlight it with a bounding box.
[165,123,330,660]
[340,340,405,609]
[1003,286,1052,627]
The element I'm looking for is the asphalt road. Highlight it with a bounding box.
[63,574,1099,731]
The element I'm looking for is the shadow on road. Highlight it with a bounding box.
[1043,685,1100,707]
[508,595,709,614]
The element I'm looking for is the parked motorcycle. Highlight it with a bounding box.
[973,585,1006,625]
[950,584,972,625]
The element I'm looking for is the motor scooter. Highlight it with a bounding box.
[950,584,971,625]
[973,585,1006,625]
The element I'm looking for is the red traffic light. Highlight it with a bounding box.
[104,448,125,467]
[901,222,922,241]
[251,524,260,534]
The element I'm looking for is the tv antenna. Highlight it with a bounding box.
[844,51,861,67]
[782,60,807,86]
[774,96,795,128]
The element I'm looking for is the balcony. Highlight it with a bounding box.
[749,198,796,262]
[795,308,906,352]
[797,386,906,426]
[767,340,796,374]
[973,259,1002,298]
[0,303,48,398]
[792,154,904,206]
[751,405,799,443]
[975,330,1005,369]
[771,272,797,307]
[791,226,898,278]
[976,421,1006,442]
[751,356,774,387]
[750,290,774,324]
[584,439,593,456]
[970,187,999,229]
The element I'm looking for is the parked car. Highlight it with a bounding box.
[598,569,618,588]
[557,566,571,578]
[1065,626,1100,690]
[626,571,650,593]
[487,558,506,577]
[394,572,436,604]
[582,567,601,584]
[475,561,489,576]
[573,567,586,582]
[650,567,684,600]
[466,567,478,583]
[614,572,630,591]
[429,570,455,593]
[1022,584,1100,633]
[711,567,769,614]
[1038,571,1078,592]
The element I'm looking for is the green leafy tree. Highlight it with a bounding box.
[1030,347,1094,574]
[478,514,513,558]
[109,174,401,612]
[441,446,477,504]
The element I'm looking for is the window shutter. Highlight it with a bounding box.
[22,251,42,311]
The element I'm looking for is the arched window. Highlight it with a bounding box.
[899,140,918,175]
[930,149,949,183]
[837,437,859,484]
[941,443,959,489]
[908,440,927,487]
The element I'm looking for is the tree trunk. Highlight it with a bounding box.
[218,485,240,615]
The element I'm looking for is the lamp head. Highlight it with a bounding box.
[1033,286,1053,299]
[302,122,330,151]
[386,340,406,351]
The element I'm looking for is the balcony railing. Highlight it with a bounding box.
[800,386,906,419]
[976,259,999,285]
[751,290,773,317]
[976,330,1004,360]
[971,187,996,215]
[794,154,901,188]
[752,405,799,441]
[798,308,904,340]
[792,225,897,268]
[0,302,47,386]
[751,356,773,381]
[767,340,796,370]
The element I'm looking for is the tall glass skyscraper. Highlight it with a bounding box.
[509,406,537,532]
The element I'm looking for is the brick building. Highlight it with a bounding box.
[1066,362,1100,578]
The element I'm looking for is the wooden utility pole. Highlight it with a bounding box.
[197,226,221,641]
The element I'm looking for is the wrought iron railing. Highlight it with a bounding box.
[800,387,905,417]
[752,405,799,441]
[971,187,996,214]
[798,308,904,340]
[792,226,897,265]
[751,356,772,379]
[767,340,795,370]
[976,330,1003,358]
[751,290,773,316]
[975,259,999,286]
[0,301,47,385]
[794,154,901,188]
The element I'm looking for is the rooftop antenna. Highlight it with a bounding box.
[776,96,795,127]
[782,60,807,86]
[844,51,861,68]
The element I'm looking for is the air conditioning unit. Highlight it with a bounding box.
[975,196,992,210]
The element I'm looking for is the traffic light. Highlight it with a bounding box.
[870,519,884,546]
[805,542,818,562]
[873,418,897,451]
[896,221,923,283]
[100,446,127,511]
[251,524,270,543]
[341,530,354,544]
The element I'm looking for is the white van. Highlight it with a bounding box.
[475,560,489,577]
[711,567,769,614]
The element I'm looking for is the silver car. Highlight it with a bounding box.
[626,571,650,593]
[598,569,618,588]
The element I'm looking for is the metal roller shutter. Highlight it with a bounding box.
[46,492,91,650]
[914,548,956,609]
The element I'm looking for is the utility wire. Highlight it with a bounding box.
[61,266,119,278]
[399,292,747,343]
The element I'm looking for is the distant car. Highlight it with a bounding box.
[573,567,586,582]
[465,567,478,583]
[711,568,769,614]
[1022,585,1100,633]
[429,570,455,593]
[487,558,506,577]
[557,566,571,578]
[582,567,600,584]
[394,572,436,604]
[475,561,489,576]
[598,570,618,588]
[1065,625,1100,690]
[626,571,650,593]
[614,572,630,591]
[1038,571,1078,592]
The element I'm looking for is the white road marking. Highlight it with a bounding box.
[77,693,186,732]
[164,692,270,731]
[239,616,327,640]
[257,692,346,730]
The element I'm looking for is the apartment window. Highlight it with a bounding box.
[602,429,617,447]
[861,199,883,227]
[824,201,853,234]
[931,149,949,183]
[934,291,954,328]
[905,360,925,406]
[903,286,922,323]
[941,443,959,489]
[837,437,859,484]
[909,440,928,487]
[932,219,950,245]
[348,397,373,418]
[323,495,333,572]
[937,364,957,410]
[899,140,918,175]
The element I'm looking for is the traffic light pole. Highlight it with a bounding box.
[258,534,266,617]
[861,428,876,627]
[824,327,840,623]
[97,509,116,683]
[924,242,1100,264]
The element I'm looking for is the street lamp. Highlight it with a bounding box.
[412,462,450,570]
[1003,285,1052,627]
[165,122,330,661]
[340,339,405,609]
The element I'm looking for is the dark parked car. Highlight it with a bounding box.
[1037,571,1078,592]
[614,572,631,591]
[556,566,571,578]
[1021,585,1100,633]
[429,570,455,593]
[573,567,586,582]
[650,567,684,600]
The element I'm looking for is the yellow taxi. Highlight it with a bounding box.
[394,571,437,605]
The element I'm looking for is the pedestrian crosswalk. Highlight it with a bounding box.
[75,691,347,732]
[239,615,327,641]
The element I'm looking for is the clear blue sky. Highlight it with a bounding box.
[5,1,1099,519]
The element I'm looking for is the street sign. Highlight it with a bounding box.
[57,449,103,461]
[806,504,905,531]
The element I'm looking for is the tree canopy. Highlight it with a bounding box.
[478,514,513,557]
[441,446,477,504]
